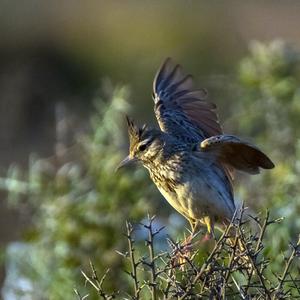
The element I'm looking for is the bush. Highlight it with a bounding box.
[236,40,300,260]
[1,85,158,299]
[78,211,300,299]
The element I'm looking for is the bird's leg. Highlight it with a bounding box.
[203,216,216,241]
[172,220,197,268]
[181,219,196,249]
[173,218,217,269]
[183,217,213,247]
[189,219,197,237]
[175,220,197,258]
[181,220,204,253]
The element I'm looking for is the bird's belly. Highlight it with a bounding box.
[177,178,234,220]
[156,186,190,219]
[157,178,234,222]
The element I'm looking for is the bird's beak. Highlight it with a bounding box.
[115,156,137,172]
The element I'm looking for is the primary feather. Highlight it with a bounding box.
[153,58,222,143]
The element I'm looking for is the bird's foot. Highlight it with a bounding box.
[171,232,210,270]
[202,233,212,242]
[171,234,194,269]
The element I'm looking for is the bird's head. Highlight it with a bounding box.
[116,116,162,170]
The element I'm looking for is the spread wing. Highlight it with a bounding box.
[200,135,275,174]
[153,58,222,144]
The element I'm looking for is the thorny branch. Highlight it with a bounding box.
[80,261,115,299]
[273,235,300,299]
[143,215,158,300]
[126,221,141,299]
[79,208,300,299]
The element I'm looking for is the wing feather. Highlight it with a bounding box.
[200,135,275,174]
[153,58,235,186]
[153,58,222,143]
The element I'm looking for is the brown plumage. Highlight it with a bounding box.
[200,135,274,174]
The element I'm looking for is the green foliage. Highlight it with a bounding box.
[1,86,157,299]
[238,40,300,151]
[236,40,300,262]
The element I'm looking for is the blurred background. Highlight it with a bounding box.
[0,1,300,299]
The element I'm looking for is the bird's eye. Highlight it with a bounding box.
[138,144,147,152]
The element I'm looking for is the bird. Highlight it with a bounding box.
[117,58,274,238]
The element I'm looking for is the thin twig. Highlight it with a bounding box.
[126,221,141,299]
[275,235,300,295]
[238,225,272,300]
[144,215,158,300]
[244,210,270,295]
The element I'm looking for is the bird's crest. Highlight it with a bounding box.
[126,116,147,152]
